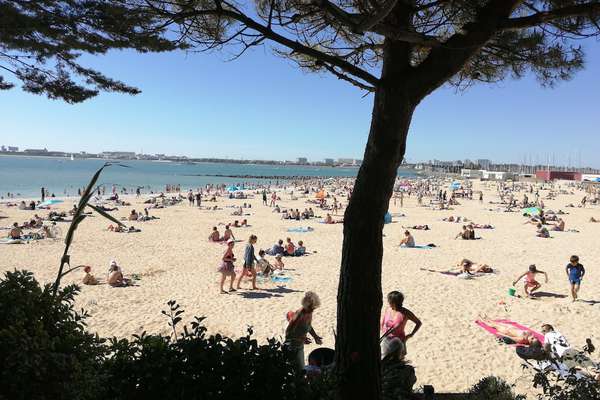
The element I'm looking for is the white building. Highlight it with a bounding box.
[297,157,308,164]
[461,169,483,178]
[461,169,515,181]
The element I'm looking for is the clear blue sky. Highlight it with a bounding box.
[1,40,599,167]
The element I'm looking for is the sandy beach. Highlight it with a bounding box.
[2,180,599,394]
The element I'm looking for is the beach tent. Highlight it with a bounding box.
[226,186,240,192]
[450,181,462,190]
[384,212,392,224]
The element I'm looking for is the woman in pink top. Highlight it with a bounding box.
[380,291,422,345]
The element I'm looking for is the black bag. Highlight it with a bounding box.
[516,345,547,361]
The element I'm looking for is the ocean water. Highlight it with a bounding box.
[0,156,418,198]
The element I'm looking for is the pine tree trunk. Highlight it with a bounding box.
[334,74,416,399]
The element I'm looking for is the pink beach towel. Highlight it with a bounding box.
[475,319,544,346]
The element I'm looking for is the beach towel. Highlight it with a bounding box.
[0,238,24,244]
[475,319,544,346]
[272,275,292,283]
[287,227,314,233]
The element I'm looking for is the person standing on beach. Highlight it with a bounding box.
[41,187,45,202]
[195,191,202,208]
[236,234,259,290]
[566,255,585,302]
[218,239,237,294]
[262,189,267,206]
[285,291,323,370]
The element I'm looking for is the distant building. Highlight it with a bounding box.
[477,159,491,169]
[324,158,334,166]
[0,146,5,152]
[297,157,308,164]
[100,151,136,160]
[354,159,362,166]
[337,158,354,164]
[461,169,515,181]
[536,170,581,181]
[461,169,483,179]
[8,146,19,152]
[24,148,48,154]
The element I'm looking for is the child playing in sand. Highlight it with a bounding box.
[513,265,548,297]
[273,254,285,270]
[82,266,99,285]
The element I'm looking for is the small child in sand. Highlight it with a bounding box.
[513,265,548,297]
[273,254,285,270]
[82,266,99,285]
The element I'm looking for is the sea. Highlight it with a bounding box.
[0,155,419,198]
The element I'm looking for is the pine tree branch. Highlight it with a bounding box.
[499,3,600,31]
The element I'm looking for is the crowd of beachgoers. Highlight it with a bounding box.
[2,175,600,394]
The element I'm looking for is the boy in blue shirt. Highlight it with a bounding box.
[566,255,585,302]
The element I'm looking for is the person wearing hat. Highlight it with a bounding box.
[381,338,416,400]
[566,255,585,302]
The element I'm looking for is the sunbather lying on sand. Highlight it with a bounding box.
[478,318,541,346]
[403,225,430,230]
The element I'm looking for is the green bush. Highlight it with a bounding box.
[0,271,323,400]
[468,376,524,400]
[0,270,106,400]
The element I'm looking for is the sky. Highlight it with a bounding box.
[1,39,599,167]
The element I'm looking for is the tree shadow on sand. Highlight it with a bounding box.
[236,291,283,299]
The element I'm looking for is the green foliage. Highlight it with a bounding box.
[0,271,325,400]
[0,0,179,102]
[468,376,525,400]
[0,270,106,400]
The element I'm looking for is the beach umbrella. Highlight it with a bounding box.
[227,186,239,192]
[315,190,326,199]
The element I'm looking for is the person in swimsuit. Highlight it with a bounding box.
[82,266,99,285]
[399,231,415,248]
[285,291,323,370]
[8,222,22,239]
[479,318,541,346]
[514,265,548,297]
[285,237,295,256]
[208,226,220,242]
[566,255,585,302]
[218,239,237,294]
[222,224,235,241]
[380,291,422,353]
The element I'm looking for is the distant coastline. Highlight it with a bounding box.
[0,152,357,168]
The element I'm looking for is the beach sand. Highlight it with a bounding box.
[2,181,599,394]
